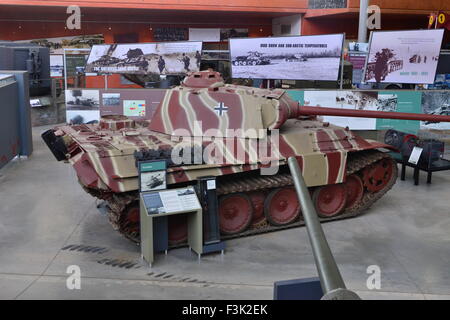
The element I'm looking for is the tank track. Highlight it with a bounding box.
[217,149,397,241]
[98,149,397,244]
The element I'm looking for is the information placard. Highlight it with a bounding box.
[143,186,201,215]
[408,147,423,165]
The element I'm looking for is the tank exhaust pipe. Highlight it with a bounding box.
[296,105,450,123]
[288,157,361,300]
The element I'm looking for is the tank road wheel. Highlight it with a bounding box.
[251,60,257,66]
[168,215,188,245]
[242,61,247,66]
[218,193,253,235]
[312,184,347,218]
[248,191,266,227]
[118,201,141,242]
[264,187,301,226]
[344,174,364,210]
[362,158,395,193]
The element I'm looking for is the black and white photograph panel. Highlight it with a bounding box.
[421,91,450,129]
[49,54,64,77]
[230,34,344,80]
[140,170,167,192]
[102,93,121,107]
[365,29,444,84]
[66,110,100,124]
[85,42,202,75]
[65,89,100,110]
[377,93,398,112]
[336,91,379,110]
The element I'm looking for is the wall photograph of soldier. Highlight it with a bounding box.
[195,50,201,69]
[364,29,444,84]
[181,53,191,72]
[158,55,166,74]
[374,48,395,82]
[85,42,202,75]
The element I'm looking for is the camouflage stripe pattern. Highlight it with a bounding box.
[54,71,396,194]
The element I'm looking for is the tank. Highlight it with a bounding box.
[232,51,270,66]
[42,71,450,244]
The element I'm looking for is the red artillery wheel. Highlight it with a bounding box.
[312,184,347,218]
[264,187,301,226]
[344,174,364,209]
[119,202,140,232]
[362,158,394,193]
[168,215,188,245]
[218,193,253,235]
[248,191,266,226]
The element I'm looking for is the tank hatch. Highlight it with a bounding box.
[99,115,135,131]
[181,71,224,88]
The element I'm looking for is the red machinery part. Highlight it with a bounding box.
[218,193,253,235]
[264,187,301,226]
[312,184,348,218]
[248,191,266,226]
[121,203,140,234]
[362,158,394,193]
[344,174,364,209]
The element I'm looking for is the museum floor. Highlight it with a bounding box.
[0,125,449,300]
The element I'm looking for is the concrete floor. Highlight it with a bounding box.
[0,125,449,300]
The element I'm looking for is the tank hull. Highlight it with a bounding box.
[43,71,450,243]
[46,118,396,243]
[50,118,394,195]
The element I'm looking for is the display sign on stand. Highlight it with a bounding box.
[139,186,203,267]
[142,186,201,215]
[364,29,444,84]
[63,48,91,90]
[229,33,345,81]
[196,177,226,254]
[138,161,225,267]
[85,41,203,75]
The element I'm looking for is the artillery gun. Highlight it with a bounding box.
[42,71,450,244]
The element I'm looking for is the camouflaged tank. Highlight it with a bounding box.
[42,71,450,244]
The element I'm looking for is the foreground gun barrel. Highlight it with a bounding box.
[296,105,450,123]
[288,157,360,300]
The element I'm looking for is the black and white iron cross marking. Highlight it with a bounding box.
[214,102,229,116]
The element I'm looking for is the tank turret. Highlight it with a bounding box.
[42,70,450,244]
[148,71,450,138]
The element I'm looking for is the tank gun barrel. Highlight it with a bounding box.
[296,106,450,123]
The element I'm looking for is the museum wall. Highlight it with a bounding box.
[0,0,309,12]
